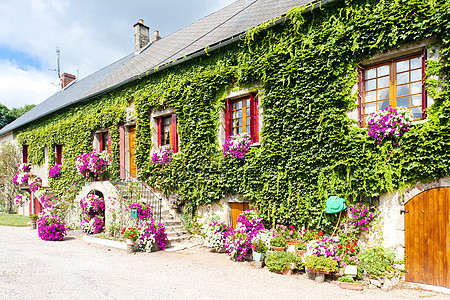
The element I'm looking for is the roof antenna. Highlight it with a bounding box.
[49,47,61,86]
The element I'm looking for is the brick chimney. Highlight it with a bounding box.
[134,19,149,52]
[61,73,76,89]
[152,30,161,43]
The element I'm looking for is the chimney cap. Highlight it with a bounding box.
[134,19,149,29]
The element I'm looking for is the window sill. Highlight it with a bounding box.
[251,142,261,147]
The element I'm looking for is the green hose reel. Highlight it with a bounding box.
[325,196,347,214]
[317,196,347,234]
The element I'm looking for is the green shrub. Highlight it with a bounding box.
[358,246,396,278]
[304,255,339,273]
[265,251,303,273]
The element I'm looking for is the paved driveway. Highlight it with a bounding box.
[0,226,446,300]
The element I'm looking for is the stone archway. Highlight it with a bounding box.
[401,176,450,205]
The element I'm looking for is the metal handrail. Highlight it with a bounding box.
[109,157,162,223]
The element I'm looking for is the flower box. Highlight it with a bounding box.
[338,282,363,291]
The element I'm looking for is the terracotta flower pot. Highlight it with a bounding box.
[272,246,286,251]
[338,282,363,291]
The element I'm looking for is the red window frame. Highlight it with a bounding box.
[99,132,111,154]
[157,113,178,153]
[55,145,63,165]
[358,50,427,127]
[225,93,259,143]
[22,145,28,163]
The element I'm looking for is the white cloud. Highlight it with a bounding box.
[0,60,58,109]
[0,0,236,109]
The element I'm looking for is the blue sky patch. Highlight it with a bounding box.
[0,46,42,70]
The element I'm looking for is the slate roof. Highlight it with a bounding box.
[0,0,315,135]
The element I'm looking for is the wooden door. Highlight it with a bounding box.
[128,126,137,176]
[405,187,450,288]
[230,202,250,229]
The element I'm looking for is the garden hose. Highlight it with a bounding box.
[331,210,342,237]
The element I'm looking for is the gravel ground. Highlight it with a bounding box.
[0,226,448,300]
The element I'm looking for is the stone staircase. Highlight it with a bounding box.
[113,179,192,246]
[159,203,192,246]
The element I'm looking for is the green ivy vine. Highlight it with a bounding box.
[16,0,450,231]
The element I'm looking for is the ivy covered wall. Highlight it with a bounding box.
[16,0,450,230]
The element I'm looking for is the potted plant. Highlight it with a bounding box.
[121,227,140,252]
[271,235,287,251]
[295,241,307,256]
[265,251,302,275]
[338,276,364,291]
[304,254,339,274]
[252,238,268,261]
[304,254,339,283]
[29,214,38,230]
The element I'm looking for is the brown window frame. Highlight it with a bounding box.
[358,51,426,126]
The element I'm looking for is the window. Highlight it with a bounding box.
[99,132,110,153]
[359,52,426,126]
[55,145,63,165]
[22,145,28,163]
[225,93,259,143]
[157,114,178,153]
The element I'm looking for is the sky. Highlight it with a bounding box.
[0,0,236,109]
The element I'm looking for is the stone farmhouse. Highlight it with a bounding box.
[0,0,449,289]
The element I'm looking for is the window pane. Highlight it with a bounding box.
[377,65,389,77]
[246,125,250,133]
[411,82,421,94]
[246,99,250,107]
[377,88,389,100]
[397,84,409,97]
[397,96,409,108]
[246,108,250,116]
[396,60,409,73]
[236,101,242,109]
[396,72,409,85]
[365,91,376,102]
[377,76,389,89]
[246,116,250,125]
[365,68,376,79]
[232,103,235,110]
[411,107,422,119]
[378,100,389,111]
[236,127,241,134]
[163,118,170,125]
[365,102,376,114]
[236,119,241,126]
[412,94,422,106]
[237,110,242,118]
[365,79,376,90]
[411,69,421,82]
[411,57,421,69]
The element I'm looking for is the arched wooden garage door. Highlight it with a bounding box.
[405,187,449,288]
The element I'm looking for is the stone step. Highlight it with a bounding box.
[160,220,181,226]
[166,231,189,239]
[167,234,192,244]
[164,225,185,232]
